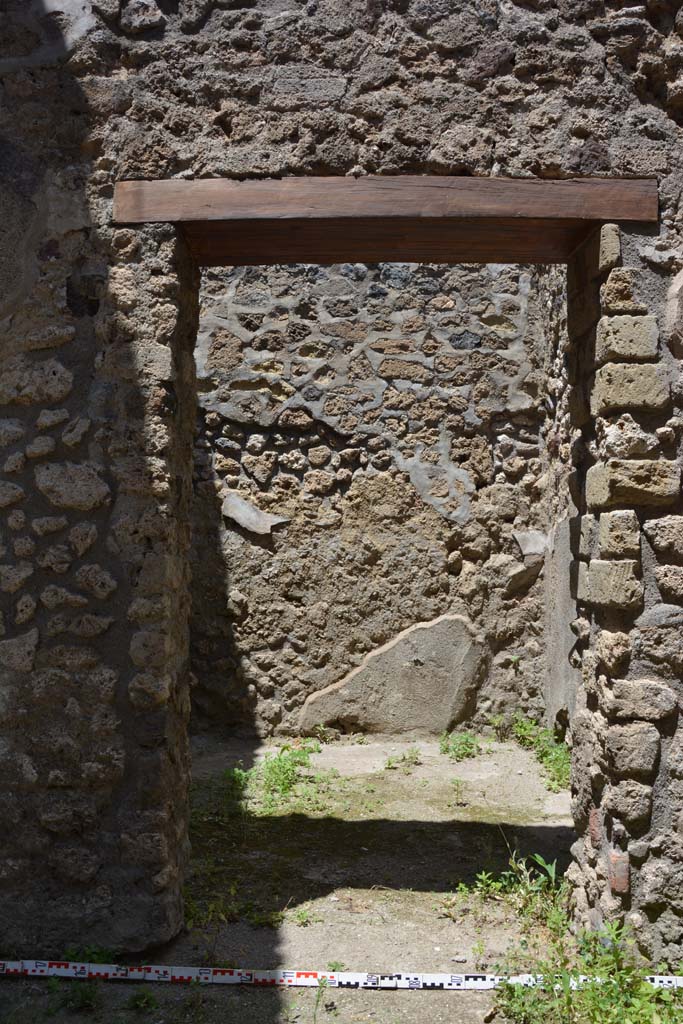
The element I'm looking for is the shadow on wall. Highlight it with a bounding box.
[0,0,274,990]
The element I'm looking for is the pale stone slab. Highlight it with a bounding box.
[598,510,640,558]
[595,315,658,365]
[298,613,484,735]
[590,362,669,416]
[586,559,643,609]
[586,460,680,510]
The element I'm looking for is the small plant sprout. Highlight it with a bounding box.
[326,960,346,972]
[439,731,482,762]
[508,653,522,674]
[511,713,571,791]
[384,746,422,772]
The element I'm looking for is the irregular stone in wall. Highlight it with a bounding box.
[0,628,38,672]
[36,409,69,430]
[74,564,118,600]
[654,565,683,602]
[643,516,683,558]
[593,626,634,675]
[221,491,289,535]
[0,482,24,508]
[585,559,643,609]
[608,849,630,896]
[0,420,25,446]
[595,315,659,365]
[25,437,55,459]
[590,363,669,416]
[69,522,97,556]
[596,414,659,459]
[0,356,73,405]
[598,510,640,558]
[634,605,683,673]
[32,516,68,536]
[40,585,88,610]
[298,613,484,736]
[0,563,33,593]
[600,269,648,315]
[128,672,172,710]
[606,722,660,779]
[35,463,110,511]
[36,545,72,574]
[603,678,677,721]
[604,780,653,827]
[129,629,168,669]
[586,460,680,510]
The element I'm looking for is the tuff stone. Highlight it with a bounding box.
[35,463,110,511]
[128,673,172,710]
[654,565,683,602]
[0,356,73,406]
[607,849,630,896]
[598,510,640,558]
[605,780,653,826]
[0,629,39,672]
[600,269,648,315]
[584,559,643,609]
[74,564,118,600]
[0,420,25,447]
[590,363,669,416]
[594,315,659,365]
[605,723,660,780]
[0,483,24,508]
[0,564,34,594]
[586,460,680,510]
[643,516,683,558]
[596,414,659,459]
[603,679,677,721]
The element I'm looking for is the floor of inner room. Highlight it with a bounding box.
[0,735,573,1024]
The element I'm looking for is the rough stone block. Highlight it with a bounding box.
[608,849,631,896]
[586,460,680,510]
[600,268,648,315]
[299,613,484,735]
[35,463,110,511]
[604,781,653,826]
[654,565,683,602]
[599,510,640,558]
[604,678,677,721]
[597,414,659,459]
[590,363,669,416]
[0,628,39,672]
[595,630,631,674]
[595,315,659,365]
[599,224,621,275]
[585,559,643,609]
[643,516,683,557]
[606,722,660,779]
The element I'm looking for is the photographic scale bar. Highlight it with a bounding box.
[1,962,683,990]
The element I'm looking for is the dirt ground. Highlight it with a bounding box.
[0,735,573,1024]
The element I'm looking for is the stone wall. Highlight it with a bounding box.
[4,0,683,962]
[190,260,572,737]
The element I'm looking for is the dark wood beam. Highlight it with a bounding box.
[112,176,658,265]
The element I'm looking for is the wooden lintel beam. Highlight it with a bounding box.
[114,176,658,226]
[112,176,658,266]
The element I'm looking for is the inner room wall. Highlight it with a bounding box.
[189,260,580,738]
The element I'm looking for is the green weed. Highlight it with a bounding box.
[326,960,346,972]
[126,988,160,1013]
[496,920,683,1024]
[47,979,100,1014]
[384,746,422,772]
[488,713,511,741]
[439,731,482,762]
[512,714,571,791]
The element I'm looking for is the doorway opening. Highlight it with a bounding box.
[178,255,577,1007]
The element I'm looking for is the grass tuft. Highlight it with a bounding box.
[511,714,570,791]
